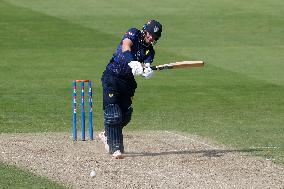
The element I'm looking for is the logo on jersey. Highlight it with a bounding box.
[146,50,149,55]
[108,93,114,98]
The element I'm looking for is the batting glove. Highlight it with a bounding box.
[128,61,143,76]
[142,63,154,79]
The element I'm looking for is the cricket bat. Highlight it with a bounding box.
[150,61,204,70]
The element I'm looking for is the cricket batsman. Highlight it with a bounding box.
[99,20,163,158]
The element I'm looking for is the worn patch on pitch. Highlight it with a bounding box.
[0,131,283,188]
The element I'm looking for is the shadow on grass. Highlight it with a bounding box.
[124,149,262,158]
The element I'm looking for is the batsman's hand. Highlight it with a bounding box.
[128,61,143,76]
[142,63,154,79]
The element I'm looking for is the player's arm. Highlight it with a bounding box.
[122,38,133,53]
[122,38,143,76]
[122,38,134,63]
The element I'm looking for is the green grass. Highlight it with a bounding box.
[0,162,66,188]
[0,0,283,187]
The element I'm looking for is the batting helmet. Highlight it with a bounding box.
[143,20,163,40]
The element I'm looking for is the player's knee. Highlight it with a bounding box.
[122,106,133,127]
[104,104,122,126]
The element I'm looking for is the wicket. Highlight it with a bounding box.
[72,80,93,141]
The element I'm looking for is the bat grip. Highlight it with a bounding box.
[150,66,157,70]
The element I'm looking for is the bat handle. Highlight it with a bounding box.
[150,66,157,70]
[143,66,157,70]
[149,65,172,71]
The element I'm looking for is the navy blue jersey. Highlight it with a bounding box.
[106,28,155,77]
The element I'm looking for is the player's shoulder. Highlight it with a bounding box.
[124,28,140,38]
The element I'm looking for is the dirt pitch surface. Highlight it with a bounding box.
[0,131,283,189]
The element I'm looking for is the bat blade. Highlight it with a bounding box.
[151,61,204,70]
